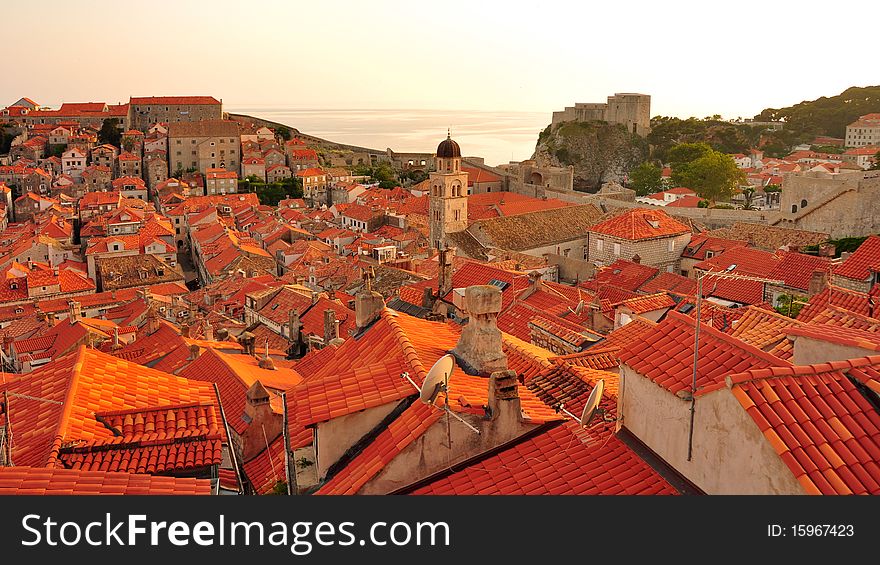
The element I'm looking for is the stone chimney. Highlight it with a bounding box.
[323,309,337,346]
[204,319,214,342]
[520,271,542,300]
[356,267,385,330]
[452,285,508,375]
[145,306,161,334]
[438,246,455,297]
[111,327,122,351]
[422,286,435,309]
[818,243,836,257]
[239,332,256,356]
[36,310,46,322]
[288,309,302,343]
[47,311,56,326]
[487,369,522,427]
[311,291,319,305]
[68,300,81,323]
[809,270,829,295]
[240,381,283,461]
[187,343,200,361]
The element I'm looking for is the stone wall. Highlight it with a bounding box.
[588,232,692,271]
[776,171,880,238]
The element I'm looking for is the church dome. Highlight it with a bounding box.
[436,133,461,158]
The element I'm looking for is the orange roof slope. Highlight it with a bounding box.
[292,309,560,427]
[809,306,880,332]
[797,285,875,323]
[728,358,880,494]
[0,346,221,469]
[834,236,880,281]
[618,312,790,395]
[57,403,225,474]
[411,421,678,495]
[0,466,211,495]
[589,208,690,241]
[729,305,802,352]
[639,271,697,295]
[768,252,831,292]
[693,246,780,277]
[586,259,659,292]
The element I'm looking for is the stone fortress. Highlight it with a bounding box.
[551,93,651,136]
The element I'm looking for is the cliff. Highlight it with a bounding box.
[532,120,649,192]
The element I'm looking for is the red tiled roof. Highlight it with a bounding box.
[551,345,621,371]
[57,403,224,474]
[293,309,560,427]
[612,292,675,314]
[597,316,657,350]
[618,311,790,395]
[589,208,690,241]
[796,285,875,323]
[242,434,287,494]
[316,400,443,495]
[586,259,659,292]
[693,246,780,277]
[728,358,880,494]
[834,236,880,281]
[809,306,880,332]
[729,305,802,352]
[786,324,880,352]
[639,271,697,295]
[411,421,678,495]
[0,466,211,495]
[0,346,222,469]
[768,252,832,292]
[130,96,220,105]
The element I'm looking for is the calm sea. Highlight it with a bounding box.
[225,107,550,167]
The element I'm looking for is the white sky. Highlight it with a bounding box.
[4,0,878,118]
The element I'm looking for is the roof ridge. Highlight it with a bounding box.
[46,345,89,467]
[381,309,430,384]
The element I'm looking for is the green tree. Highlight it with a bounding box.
[667,142,712,176]
[674,150,746,205]
[121,137,135,153]
[628,162,664,196]
[371,161,396,184]
[740,187,756,210]
[98,118,122,147]
[274,126,292,141]
[871,150,880,170]
[775,294,808,318]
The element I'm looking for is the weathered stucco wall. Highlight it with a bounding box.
[619,364,804,494]
[315,401,399,479]
[791,336,876,366]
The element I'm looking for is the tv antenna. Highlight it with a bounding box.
[568,299,585,316]
[401,354,480,447]
[555,379,614,427]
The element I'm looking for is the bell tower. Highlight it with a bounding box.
[428,131,468,250]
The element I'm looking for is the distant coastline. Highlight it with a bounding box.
[226,108,549,166]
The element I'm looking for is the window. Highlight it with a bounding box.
[791,204,798,213]
[668,239,675,252]
[596,239,604,252]
[800,199,808,208]
[613,243,621,256]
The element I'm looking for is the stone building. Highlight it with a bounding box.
[168,120,241,177]
[552,93,651,136]
[205,168,238,195]
[500,159,574,198]
[428,133,469,249]
[587,208,692,271]
[117,152,142,178]
[845,113,880,148]
[297,167,328,207]
[145,153,168,190]
[128,96,222,131]
[776,170,880,238]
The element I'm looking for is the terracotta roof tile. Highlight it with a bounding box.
[0,466,211,495]
[729,305,802,352]
[589,208,690,241]
[411,421,678,495]
[728,359,880,494]
[834,235,880,281]
[618,311,790,395]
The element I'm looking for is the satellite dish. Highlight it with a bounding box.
[580,379,605,426]
[420,354,454,405]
